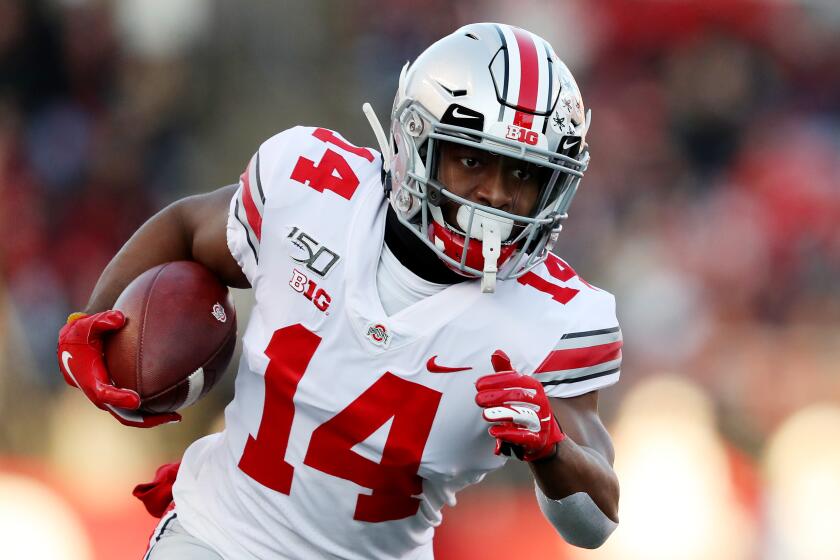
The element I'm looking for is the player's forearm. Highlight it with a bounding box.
[85,185,246,314]
[84,201,194,314]
[529,437,620,523]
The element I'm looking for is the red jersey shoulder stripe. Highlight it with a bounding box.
[240,159,263,241]
[535,340,622,373]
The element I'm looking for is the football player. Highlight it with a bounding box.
[58,23,622,558]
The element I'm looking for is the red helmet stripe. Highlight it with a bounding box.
[512,28,539,129]
[240,161,263,241]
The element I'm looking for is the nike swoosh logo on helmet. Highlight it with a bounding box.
[451,107,479,119]
[426,356,472,373]
[562,139,579,150]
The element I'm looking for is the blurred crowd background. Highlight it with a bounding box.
[1,0,839,558]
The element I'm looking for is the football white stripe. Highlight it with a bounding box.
[178,367,205,410]
[105,403,145,423]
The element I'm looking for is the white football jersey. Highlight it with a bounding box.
[172,126,622,559]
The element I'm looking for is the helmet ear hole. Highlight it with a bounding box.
[426,183,443,206]
[417,142,428,162]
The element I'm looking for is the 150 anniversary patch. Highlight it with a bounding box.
[286,226,340,277]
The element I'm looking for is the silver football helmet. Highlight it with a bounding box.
[364,23,590,292]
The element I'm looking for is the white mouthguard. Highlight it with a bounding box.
[456,206,514,241]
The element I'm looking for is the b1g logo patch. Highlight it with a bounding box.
[286,226,340,277]
[505,124,539,146]
[289,269,332,313]
[365,322,391,348]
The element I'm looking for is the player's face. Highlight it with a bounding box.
[436,142,543,228]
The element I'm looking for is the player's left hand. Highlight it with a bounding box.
[475,350,565,462]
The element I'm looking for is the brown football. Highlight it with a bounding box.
[104,261,237,414]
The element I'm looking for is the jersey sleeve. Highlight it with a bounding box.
[225,127,307,284]
[226,150,263,284]
[534,292,622,398]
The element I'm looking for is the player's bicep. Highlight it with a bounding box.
[550,392,615,466]
[178,184,250,289]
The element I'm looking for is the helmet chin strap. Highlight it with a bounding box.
[362,102,391,172]
[442,206,513,293]
[454,207,512,294]
[480,216,502,293]
[362,60,409,175]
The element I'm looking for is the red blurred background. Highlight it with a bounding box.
[2,1,839,558]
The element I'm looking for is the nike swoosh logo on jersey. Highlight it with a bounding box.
[451,107,479,119]
[426,356,472,373]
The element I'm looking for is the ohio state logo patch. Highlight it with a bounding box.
[365,322,391,348]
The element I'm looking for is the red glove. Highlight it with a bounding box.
[57,311,180,428]
[475,350,565,462]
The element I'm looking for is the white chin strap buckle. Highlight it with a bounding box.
[480,218,501,293]
[454,206,513,293]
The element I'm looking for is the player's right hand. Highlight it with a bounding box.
[57,311,180,428]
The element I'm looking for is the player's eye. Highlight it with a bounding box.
[512,168,532,181]
[460,157,480,169]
